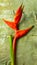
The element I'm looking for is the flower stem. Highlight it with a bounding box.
[9,35,14,65]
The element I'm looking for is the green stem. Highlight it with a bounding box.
[9,35,14,65]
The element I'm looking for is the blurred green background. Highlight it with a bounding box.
[0,0,37,65]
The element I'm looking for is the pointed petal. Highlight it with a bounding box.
[16,25,34,38]
[14,4,24,24]
[3,19,17,30]
[14,4,24,18]
[15,3,23,15]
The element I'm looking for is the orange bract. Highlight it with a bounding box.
[3,19,18,30]
[13,26,34,55]
[3,4,24,30]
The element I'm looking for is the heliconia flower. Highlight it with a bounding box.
[3,3,34,65]
[3,4,24,30]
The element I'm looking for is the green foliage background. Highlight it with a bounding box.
[0,0,37,65]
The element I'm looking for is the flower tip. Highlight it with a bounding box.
[3,18,6,23]
[20,3,23,7]
[3,18,6,22]
[30,25,34,29]
[32,25,34,28]
[2,18,4,21]
[20,3,24,9]
[21,4,24,11]
[29,25,34,30]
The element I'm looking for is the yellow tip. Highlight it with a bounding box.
[21,5,24,11]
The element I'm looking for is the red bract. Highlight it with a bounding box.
[14,4,24,24]
[13,26,34,55]
[3,4,23,30]
[3,19,18,30]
